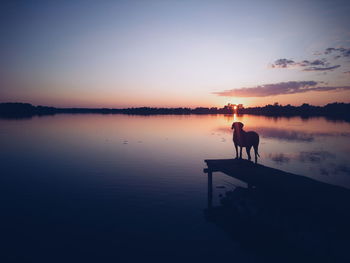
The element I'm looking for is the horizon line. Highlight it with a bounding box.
[1,101,349,110]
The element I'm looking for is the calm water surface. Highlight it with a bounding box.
[1,114,350,262]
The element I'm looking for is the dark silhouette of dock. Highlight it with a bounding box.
[203,159,350,262]
[204,159,350,208]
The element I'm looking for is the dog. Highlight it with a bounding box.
[231,122,260,163]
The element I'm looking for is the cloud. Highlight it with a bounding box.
[344,71,350,75]
[298,59,328,66]
[213,81,350,97]
[271,47,349,72]
[312,85,350,92]
[324,47,350,58]
[303,65,341,71]
[271,46,350,71]
[271,58,295,68]
[271,58,340,71]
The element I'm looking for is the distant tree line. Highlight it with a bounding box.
[239,102,350,119]
[1,102,349,122]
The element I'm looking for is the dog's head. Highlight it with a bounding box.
[231,122,244,130]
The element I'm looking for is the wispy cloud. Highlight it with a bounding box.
[324,47,350,59]
[271,58,295,68]
[271,58,340,71]
[213,81,350,97]
[303,65,341,71]
[271,47,350,71]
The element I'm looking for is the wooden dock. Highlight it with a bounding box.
[203,158,350,210]
[203,159,350,261]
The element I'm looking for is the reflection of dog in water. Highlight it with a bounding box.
[231,122,260,163]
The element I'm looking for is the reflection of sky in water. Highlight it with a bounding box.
[1,114,350,188]
[217,115,350,188]
[1,114,350,261]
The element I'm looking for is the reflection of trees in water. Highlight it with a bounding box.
[267,151,350,177]
[320,163,350,176]
[258,127,315,142]
[216,126,350,142]
[205,187,350,263]
[268,151,335,164]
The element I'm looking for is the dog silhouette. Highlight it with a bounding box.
[231,122,260,163]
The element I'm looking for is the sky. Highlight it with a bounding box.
[1,0,350,108]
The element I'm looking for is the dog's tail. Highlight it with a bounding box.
[254,144,260,157]
[255,135,260,158]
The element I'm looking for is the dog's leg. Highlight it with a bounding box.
[246,146,252,161]
[234,143,238,159]
[239,146,242,159]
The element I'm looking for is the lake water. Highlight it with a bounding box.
[1,114,350,262]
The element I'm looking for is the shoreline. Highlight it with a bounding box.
[1,102,349,122]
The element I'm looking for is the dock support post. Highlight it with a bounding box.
[208,169,213,209]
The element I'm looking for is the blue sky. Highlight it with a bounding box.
[1,0,350,107]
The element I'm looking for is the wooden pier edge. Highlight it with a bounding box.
[203,158,350,211]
